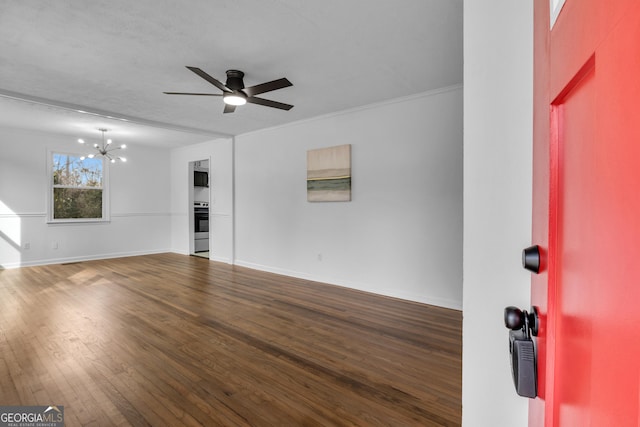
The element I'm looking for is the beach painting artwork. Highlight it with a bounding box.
[307,144,351,202]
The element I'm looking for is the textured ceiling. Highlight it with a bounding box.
[0,0,462,148]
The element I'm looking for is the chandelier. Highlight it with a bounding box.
[78,128,127,163]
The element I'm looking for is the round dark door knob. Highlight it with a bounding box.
[522,245,541,274]
[504,306,525,330]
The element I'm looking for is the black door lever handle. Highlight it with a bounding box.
[504,306,539,398]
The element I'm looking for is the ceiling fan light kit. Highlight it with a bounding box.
[164,67,293,114]
[79,128,127,163]
[223,92,247,106]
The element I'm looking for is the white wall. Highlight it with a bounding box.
[234,87,463,309]
[170,138,234,263]
[0,126,172,268]
[463,1,533,426]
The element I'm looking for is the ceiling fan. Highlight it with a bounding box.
[164,66,293,114]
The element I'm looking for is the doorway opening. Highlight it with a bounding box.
[190,159,210,259]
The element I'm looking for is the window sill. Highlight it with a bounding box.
[47,218,111,225]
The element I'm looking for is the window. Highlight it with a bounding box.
[48,152,109,222]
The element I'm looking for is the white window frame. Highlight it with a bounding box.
[47,150,110,223]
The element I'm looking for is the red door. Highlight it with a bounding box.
[531,0,640,425]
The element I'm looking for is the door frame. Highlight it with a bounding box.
[188,158,211,258]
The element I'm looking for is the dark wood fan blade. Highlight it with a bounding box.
[186,66,231,93]
[163,92,222,96]
[243,78,292,96]
[223,104,236,114]
[247,96,294,110]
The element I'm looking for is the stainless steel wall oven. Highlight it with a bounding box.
[194,202,209,252]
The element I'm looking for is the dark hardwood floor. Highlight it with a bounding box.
[0,253,462,426]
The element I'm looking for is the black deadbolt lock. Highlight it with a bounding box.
[522,245,541,274]
[504,306,539,398]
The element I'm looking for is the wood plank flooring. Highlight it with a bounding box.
[0,253,462,426]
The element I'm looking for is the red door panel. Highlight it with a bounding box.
[531,1,640,425]
[552,59,597,426]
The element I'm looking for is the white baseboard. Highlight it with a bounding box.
[1,249,173,269]
[2,253,462,311]
[233,259,462,311]
[172,248,190,256]
[210,255,232,264]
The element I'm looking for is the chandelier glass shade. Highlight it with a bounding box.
[78,128,126,163]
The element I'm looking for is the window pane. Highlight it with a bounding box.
[53,154,103,187]
[53,188,103,219]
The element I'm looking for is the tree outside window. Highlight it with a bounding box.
[51,153,106,220]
